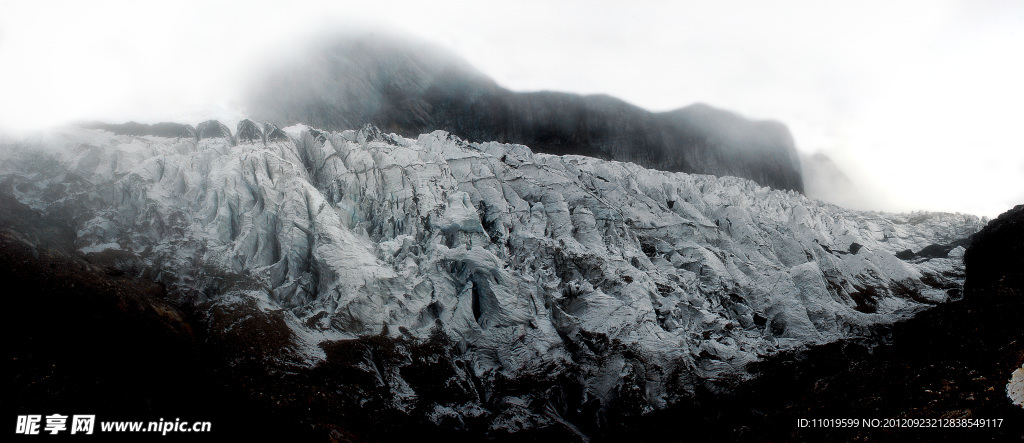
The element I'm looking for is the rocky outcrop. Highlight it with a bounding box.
[965,204,1024,293]
[247,36,804,192]
[962,204,1024,413]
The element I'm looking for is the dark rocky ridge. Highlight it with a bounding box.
[965,204,1024,295]
[81,121,197,139]
[78,119,292,147]
[247,36,804,192]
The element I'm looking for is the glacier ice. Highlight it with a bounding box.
[0,122,984,428]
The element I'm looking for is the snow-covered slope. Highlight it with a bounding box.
[0,122,983,431]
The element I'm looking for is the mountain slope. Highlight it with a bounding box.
[246,36,805,192]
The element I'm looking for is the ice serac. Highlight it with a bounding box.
[0,123,982,434]
[196,119,236,145]
[263,122,289,144]
[247,36,805,193]
[236,119,264,144]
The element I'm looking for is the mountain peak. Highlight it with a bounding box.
[246,35,804,192]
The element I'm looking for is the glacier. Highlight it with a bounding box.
[0,121,983,434]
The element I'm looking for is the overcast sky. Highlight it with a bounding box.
[1,0,1022,217]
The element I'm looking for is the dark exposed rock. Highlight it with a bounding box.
[894,238,972,262]
[849,242,862,254]
[917,243,956,258]
[964,204,1024,294]
[247,35,804,192]
[235,119,264,144]
[81,121,197,139]
[197,119,236,145]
